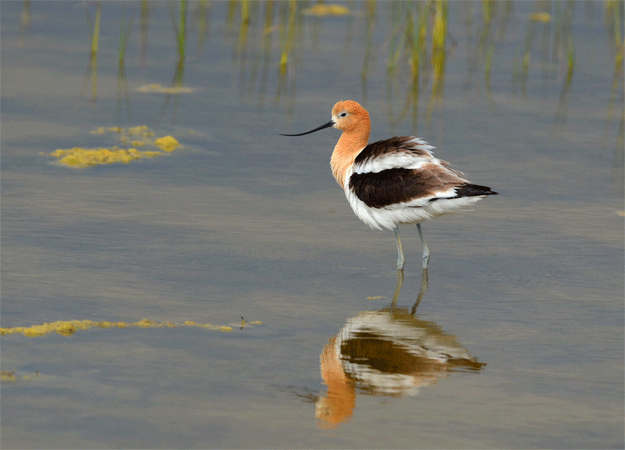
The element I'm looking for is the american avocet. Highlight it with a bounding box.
[281,100,497,270]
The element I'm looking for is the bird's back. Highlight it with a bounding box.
[344,136,497,230]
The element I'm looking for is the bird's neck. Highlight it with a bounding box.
[331,129,370,189]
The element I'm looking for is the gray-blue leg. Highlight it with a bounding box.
[391,268,404,307]
[410,269,429,315]
[394,227,405,270]
[417,223,430,269]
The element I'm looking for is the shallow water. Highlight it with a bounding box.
[2,1,623,448]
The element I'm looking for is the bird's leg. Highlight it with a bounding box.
[410,268,429,315]
[417,223,430,269]
[394,227,405,270]
[391,268,404,308]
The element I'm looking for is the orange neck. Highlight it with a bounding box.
[330,127,370,189]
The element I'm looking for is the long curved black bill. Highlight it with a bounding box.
[280,120,334,137]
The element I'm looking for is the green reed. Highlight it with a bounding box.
[117,9,135,122]
[603,0,624,169]
[195,0,212,56]
[80,1,101,102]
[604,1,624,129]
[429,0,448,118]
[250,0,275,107]
[163,0,188,123]
[19,0,31,40]
[276,0,299,108]
[360,0,376,103]
[47,0,620,146]
[464,1,513,95]
[384,0,449,132]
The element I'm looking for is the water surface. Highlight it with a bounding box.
[2,1,623,448]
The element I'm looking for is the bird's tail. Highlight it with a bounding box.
[455,184,498,197]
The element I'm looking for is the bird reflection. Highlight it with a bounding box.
[316,270,485,428]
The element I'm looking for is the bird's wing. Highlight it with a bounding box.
[350,136,474,208]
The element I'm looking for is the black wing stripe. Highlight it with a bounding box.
[349,168,442,208]
[428,184,498,202]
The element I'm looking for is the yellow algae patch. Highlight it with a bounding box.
[238,317,264,328]
[530,12,552,22]
[154,136,179,152]
[46,126,181,168]
[303,4,350,17]
[47,147,150,168]
[133,319,162,328]
[89,126,125,135]
[126,125,154,138]
[1,318,262,337]
[1,371,16,383]
[136,83,195,94]
[1,370,40,384]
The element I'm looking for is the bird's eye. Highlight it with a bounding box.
[339,112,348,118]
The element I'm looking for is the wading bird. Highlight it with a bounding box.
[281,100,497,270]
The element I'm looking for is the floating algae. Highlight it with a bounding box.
[530,12,552,23]
[135,83,195,94]
[154,135,179,152]
[1,371,36,383]
[1,370,17,383]
[0,318,263,337]
[44,126,179,168]
[47,147,163,168]
[302,4,351,17]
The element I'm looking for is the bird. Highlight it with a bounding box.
[281,100,497,271]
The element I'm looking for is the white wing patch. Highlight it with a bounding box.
[353,137,437,175]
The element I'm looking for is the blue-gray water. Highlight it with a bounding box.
[2,1,623,448]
